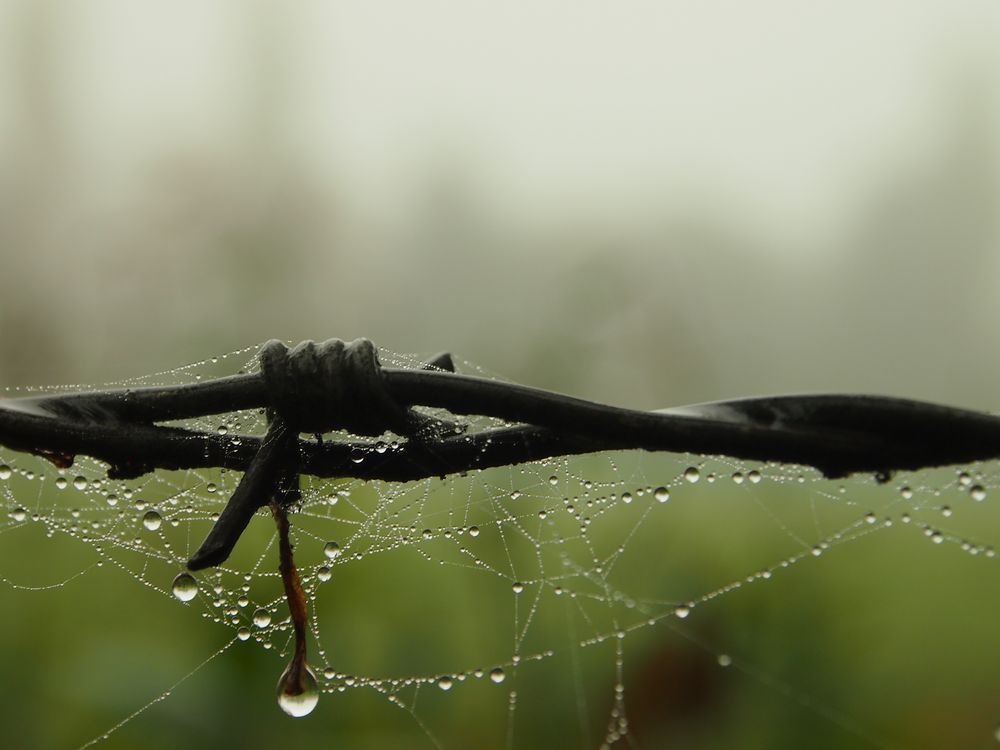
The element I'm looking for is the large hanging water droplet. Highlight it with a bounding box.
[171,572,198,602]
[11,507,26,522]
[489,667,506,684]
[276,662,320,717]
[0,465,12,480]
[323,541,341,560]
[683,467,700,483]
[653,487,669,503]
[437,675,454,691]
[73,476,88,491]
[142,511,162,531]
[252,608,272,628]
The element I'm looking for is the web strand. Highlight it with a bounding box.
[0,344,998,749]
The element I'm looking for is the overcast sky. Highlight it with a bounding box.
[2,1,997,250]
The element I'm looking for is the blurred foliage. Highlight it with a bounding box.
[2,449,1000,749]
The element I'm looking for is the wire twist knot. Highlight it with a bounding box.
[260,338,412,436]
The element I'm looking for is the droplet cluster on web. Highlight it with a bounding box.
[1,344,998,747]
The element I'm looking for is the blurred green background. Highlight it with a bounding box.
[1,1,1000,748]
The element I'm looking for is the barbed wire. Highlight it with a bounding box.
[3,337,1000,571]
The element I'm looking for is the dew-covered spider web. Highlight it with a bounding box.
[1,345,999,750]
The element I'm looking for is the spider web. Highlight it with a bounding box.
[1,346,998,749]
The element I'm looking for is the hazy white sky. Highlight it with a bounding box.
[307,0,1000,237]
[3,0,998,248]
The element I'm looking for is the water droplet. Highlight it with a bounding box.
[864,512,877,524]
[253,608,272,628]
[323,541,341,559]
[237,627,251,641]
[317,566,332,582]
[277,662,320,717]
[747,470,762,484]
[489,668,506,684]
[970,485,987,502]
[73,476,88,491]
[437,676,454,691]
[958,471,972,487]
[674,605,690,619]
[11,507,26,522]
[206,483,217,494]
[731,472,744,484]
[512,582,524,594]
[349,448,366,464]
[171,572,198,602]
[654,487,670,503]
[548,475,559,486]
[510,491,521,500]
[374,441,388,454]
[683,467,700,483]
[930,531,944,544]
[621,492,632,504]
[468,526,480,537]
[717,654,732,667]
[142,511,162,531]
[55,476,67,489]
[899,485,913,500]
[0,465,10,480]
[422,529,433,540]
